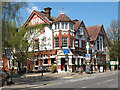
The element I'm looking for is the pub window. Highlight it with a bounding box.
[35,61,38,65]
[70,38,73,47]
[62,37,68,47]
[62,22,64,29]
[34,39,39,50]
[82,40,86,48]
[97,37,99,50]
[55,37,59,47]
[55,24,57,30]
[58,23,60,29]
[65,23,68,29]
[44,59,48,64]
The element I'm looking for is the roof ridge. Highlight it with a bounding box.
[87,24,103,28]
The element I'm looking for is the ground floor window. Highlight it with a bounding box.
[44,59,48,64]
[35,61,38,65]
[51,58,55,64]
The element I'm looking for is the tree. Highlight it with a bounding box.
[8,22,44,74]
[106,20,120,61]
[2,2,27,50]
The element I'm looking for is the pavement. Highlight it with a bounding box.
[1,70,118,89]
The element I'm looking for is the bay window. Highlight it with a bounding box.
[70,38,73,47]
[62,22,64,29]
[62,37,68,47]
[65,23,68,29]
[58,23,60,29]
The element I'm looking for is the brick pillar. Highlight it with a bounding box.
[68,30,71,47]
[59,30,62,48]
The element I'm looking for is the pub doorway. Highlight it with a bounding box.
[61,58,65,70]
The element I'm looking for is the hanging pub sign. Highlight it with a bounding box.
[85,54,91,63]
[5,49,11,59]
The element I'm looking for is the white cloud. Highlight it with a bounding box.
[27,6,40,13]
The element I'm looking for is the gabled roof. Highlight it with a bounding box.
[86,24,109,45]
[74,20,83,32]
[86,24,103,41]
[73,20,90,37]
[53,13,74,23]
[23,10,54,28]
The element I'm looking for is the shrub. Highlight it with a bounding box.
[51,65,56,73]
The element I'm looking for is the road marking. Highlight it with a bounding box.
[81,87,87,88]
[62,76,73,79]
[97,79,114,84]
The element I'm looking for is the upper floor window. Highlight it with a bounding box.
[96,36,103,51]
[62,22,64,29]
[62,37,68,47]
[82,40,86,48]
[55,24,57,30]
[58,23,60,29]
[65,23,68,29]
[70,38,73,47]
[34,39,39,50]
[70,23,73,30]
[78,27,83,35]
[55,37,59,48]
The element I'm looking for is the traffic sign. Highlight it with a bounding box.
[63,49,70,54]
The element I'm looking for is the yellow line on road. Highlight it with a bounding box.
[62,76,73,79]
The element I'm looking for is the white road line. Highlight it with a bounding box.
[97,79,114,84]
[81,86,87,88]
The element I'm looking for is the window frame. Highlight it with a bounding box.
[54,37,59,48]
[62,37,68,47]
[70,38,73,48]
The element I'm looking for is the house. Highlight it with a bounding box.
[86,24,110,69]
[22,7,109,73]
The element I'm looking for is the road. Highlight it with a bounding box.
[45,71,118,88]
[2,70,119,89]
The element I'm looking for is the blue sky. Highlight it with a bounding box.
[20,2,118,30]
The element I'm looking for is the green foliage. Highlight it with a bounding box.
[51,65,56,73]
[106,20,120,61]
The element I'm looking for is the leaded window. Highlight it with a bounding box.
[62,37,68,47]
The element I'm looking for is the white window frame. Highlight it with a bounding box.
[62,37,68,47]
[54,37,59,48]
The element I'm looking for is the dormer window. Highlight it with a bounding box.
[78,27,83,35]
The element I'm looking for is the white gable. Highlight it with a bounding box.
[29,14,45,26]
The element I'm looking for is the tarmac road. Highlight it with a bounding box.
[46,71,118,88]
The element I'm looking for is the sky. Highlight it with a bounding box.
[20,2,118,30]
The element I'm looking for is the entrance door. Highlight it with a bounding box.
[61,58,65,70]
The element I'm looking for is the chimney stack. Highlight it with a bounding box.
[73,19,79,22]
[44,7,52,19]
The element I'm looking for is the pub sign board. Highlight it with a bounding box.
[5,49,11,59]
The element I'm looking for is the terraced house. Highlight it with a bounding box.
[22,7,109,73]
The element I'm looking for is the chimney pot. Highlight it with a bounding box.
[44,7,52,19]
